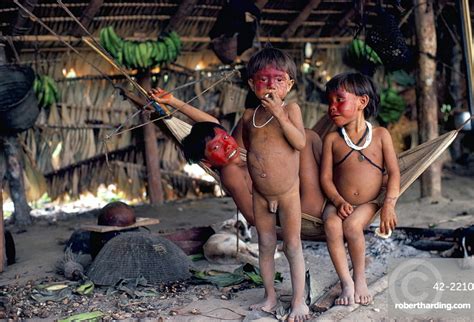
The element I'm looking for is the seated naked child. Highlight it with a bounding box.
[241,47,309,321]
[320,72,400,306]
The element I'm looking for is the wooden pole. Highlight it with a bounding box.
[137,71,164,205]
[0,141,5,272]
[2,136,32,227]
[0,37,5,272]
[414,0,441,198]
[0,34,354,44]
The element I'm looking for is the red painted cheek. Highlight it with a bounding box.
[207,151,227,166]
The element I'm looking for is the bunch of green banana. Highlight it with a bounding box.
[379,87,406,124]
[99,26,124,62]
[33,74,60,109]
[347,39,383,65]
[99,27,183,70]
[122,40,157,69]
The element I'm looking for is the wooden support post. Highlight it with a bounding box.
[2,136,32,227]
[0,36,5,272]
[281,0,322,39]
[414,0,441,198]
[0,154,5,272]
[137,71,164,205]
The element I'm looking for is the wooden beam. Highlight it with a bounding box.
[72,0,104,36]
[18,14,329,27]
[282,0,322,39]
[1,34,354,44]
[165,0,199,33]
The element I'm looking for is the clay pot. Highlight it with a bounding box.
[97,201,136,227]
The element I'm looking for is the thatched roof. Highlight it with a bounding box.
[2,0,469,69]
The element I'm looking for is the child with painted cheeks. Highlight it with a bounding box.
[320,72,400,306]
[240,48,309,321]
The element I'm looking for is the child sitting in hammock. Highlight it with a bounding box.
[320,72,400,306]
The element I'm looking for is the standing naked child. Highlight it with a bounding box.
[241,48,309,321]
[320,72,400,305]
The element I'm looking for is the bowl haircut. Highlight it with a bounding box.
[182,122,227,164]
[325,72,380,119]
[247,47,297,81]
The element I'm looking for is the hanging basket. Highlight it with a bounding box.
[0,65,39,134]
[366,8,412,71]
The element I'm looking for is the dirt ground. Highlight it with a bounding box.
[1,165,474,321]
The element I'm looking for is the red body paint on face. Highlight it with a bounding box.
[204,128,240,167]
[252,66,291,99]
[327,89,359,127]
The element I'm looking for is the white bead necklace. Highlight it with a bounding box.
[252,101,285,129]
[341,121,372,150]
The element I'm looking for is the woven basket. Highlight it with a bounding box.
[87,232,192,285]
[0,65,39,134]
[366,8,412,71]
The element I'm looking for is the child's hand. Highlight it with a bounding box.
[149,88,174,106]
[337,202,353,219]
[261,92,285,118]
[380,205,397,234]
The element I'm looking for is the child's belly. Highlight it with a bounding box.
[334,169,384,206]
[247,149,300,196]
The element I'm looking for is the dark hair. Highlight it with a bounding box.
[182,122,226,163]
[247,47,297,81]
[325,72,380,119]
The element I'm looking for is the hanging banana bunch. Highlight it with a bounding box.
[33,74,60,109]
[99,26,182,70]
[347,39,382,65]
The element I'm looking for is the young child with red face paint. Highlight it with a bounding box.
[238,47,310,321]
[320,72,400,306]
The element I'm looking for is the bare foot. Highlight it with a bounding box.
[250,296,278,313]
[288,300,310,322]
[354,278,372,305]
[335,280,355,306]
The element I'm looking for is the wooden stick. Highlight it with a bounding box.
[1,34,355,44]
